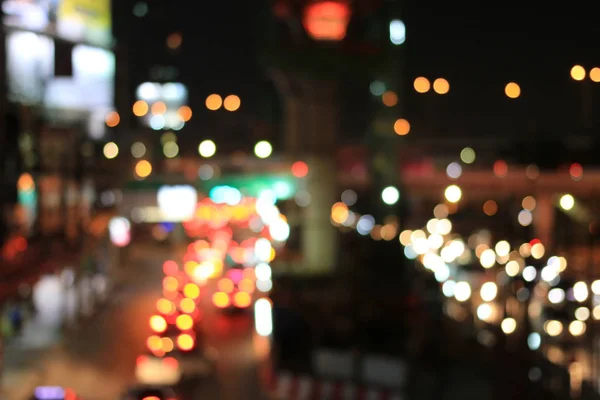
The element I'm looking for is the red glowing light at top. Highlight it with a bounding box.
[303,1,351,41]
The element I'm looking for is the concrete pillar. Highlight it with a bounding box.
[275,74,339,274]
[533,192,555,249]
[303,156,337,274]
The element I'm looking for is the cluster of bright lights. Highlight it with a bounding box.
[328,143,595,360]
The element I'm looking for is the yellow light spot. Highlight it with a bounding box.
[183,283,200,299]
[504,82,521,99]
[590,67,600,83]
[135,160,152,178]
[571,65,586,81]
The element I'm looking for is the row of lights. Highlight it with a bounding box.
[103,139,275,161]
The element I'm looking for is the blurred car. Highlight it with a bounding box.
[30,386,78,400]
[135,352,213,386]
[212,267,255,312]
[121,384,178,400]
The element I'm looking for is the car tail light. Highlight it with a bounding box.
[163,357,179,369]
[233,291,251,308]
[149,315,167,333]
[142,397,160,400]
[136,355,149,365]
[175,314,194,331]
[177,333,195,351]
[212,292,230,308]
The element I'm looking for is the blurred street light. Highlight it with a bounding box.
[560,194,575,211]
[103,142,119,159]
[590,67,600,82]
[223,95,241,112]
[413,77,430,93]
[105,111,120,128]
[381,186,400,205]
[254,141,272,158]
[198,140,216,158]
[177,106,192,122]
[389,19,406,45]
[135,160,152,178]
[433,78,450,94]
[571,65,586,81]
[206,94,223,111]
[133,100,149,117]
[393,118,410,136]
[504,82,521,99]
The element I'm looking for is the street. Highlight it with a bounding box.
[8,242,271,400]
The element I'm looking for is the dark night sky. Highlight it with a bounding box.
[116,1,600,150]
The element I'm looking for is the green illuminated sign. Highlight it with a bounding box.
[200,175,297,200]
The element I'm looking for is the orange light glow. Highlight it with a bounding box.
[483,200,498,216]
[184,261,199,276]
[161,337,174,352]
[180,298,196,314]
[143,396,160,400]
[177,333,195,351]
[303,1,351,41]
[156,298,175,315]
[433,78,450,95]
[331,202,349,224]
[178,106,192,122]
[223,95,241,112]
[135,160,152,178]
[149,315,167,333]
[382,91,398,107]
[105,111,120,128]
[133,100,149,116]
[413,77,430,93]
[151,101,167,115]
[291,161,309,178]
[217,278,234,293]
[393,119,410,136]
[147,335,163,351]
[176,314,194,331]
[205,94,223,111]
[233,291,252,308]
[505,82,521,99]
[183,283,200,299]
[17,173,35,192]
[238,279,255,293]
[163,276,179,292]
[212,292,230,308]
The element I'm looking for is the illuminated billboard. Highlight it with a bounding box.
[2,0,112,47]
